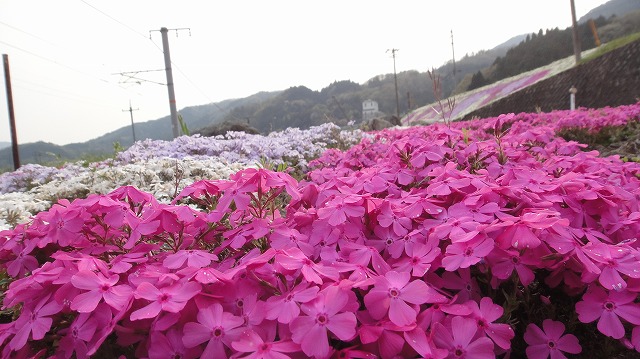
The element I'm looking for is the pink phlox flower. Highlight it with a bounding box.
[467,297,515,350]
[308,222,341,261]
[268,225,311,253]
[146,205,196,235]
[357,311,411,358]
[376,201,412,237]
[524,319,581,359]
[265,281,319,324]
[290,285,357,358]
[70,270,133,312]
[583,242,640,291]
[440,269,483,303]
[632,325,640,352]
[231,329,301,359]
[123,212,160,249]
[51,251,110,273]
[108,185,158,208]
[42,206,85,247]
[223,219,270,250]
[85,196,132,228]
[392,241,441,277]
[401,194,444,219]
[541,225,579,255]
[433,316,495,359]
[6,243,38,278]
[362,172,392,194]
[425,163,472,196]
[182,302,244,359]
[450,201,499,223]
[434,215,479,243]
[172,179,233,205]
[442,235,494,271]
[224,291,266,331]
[190,266,230,285]
[496,209,568,250]
[262,168,301,201]
[9,293,63,350]
[148,328,201,359]
[403,326,449,359]
[275,247,339,285]
[508,168,558,193]
[486,247,538,286]
[384,228,427,260]
[127,261,180,288]
[317,194,365,226]
[216,179,255,214]
[58,311,99,359]
[409,142,448,169]
[340,241,391,276]
[163,249,218,270]
[130,280,202,321]
[575,286,640,339]
[364,270,447,326]
[330,345,377,359]
[109,244,155,273]
[371,225,403,259]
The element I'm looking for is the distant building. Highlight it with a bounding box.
[362,99,382,121]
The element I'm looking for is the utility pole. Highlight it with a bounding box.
[387,48,400,118]
[123,100,139,143]
[570,0,582,63]
[451,30,457,84]
[3,54,20,170]
[150,27,190,138]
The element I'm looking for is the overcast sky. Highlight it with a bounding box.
[0,0,610,146]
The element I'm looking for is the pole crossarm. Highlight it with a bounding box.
[112,69,166,86]
[149,27,191,39]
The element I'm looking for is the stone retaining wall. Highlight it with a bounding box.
[462,39,640,119]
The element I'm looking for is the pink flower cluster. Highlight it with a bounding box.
[1,103,640,358]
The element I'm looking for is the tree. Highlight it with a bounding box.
[468,71,487,91]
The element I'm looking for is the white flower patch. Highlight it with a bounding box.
[0,192,50,231]
[0,157,252,229]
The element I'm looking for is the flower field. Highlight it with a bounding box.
[1,104,640,358]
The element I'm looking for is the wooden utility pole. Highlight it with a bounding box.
[123,100,139,143]
[570,0,582,63]
[387,48,400,118]
[3,54,20,170]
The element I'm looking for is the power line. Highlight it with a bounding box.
[0,21,57,46]
[79,0,150,41]
[0,39,112,84]
[75,3,236,123]
[13,82,121,110]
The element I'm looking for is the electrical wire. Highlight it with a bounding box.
[12,77,122,110]
[0,21,57,46]
[79,1,239,122]
[79,0,150,42]
[0,40,111,84]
